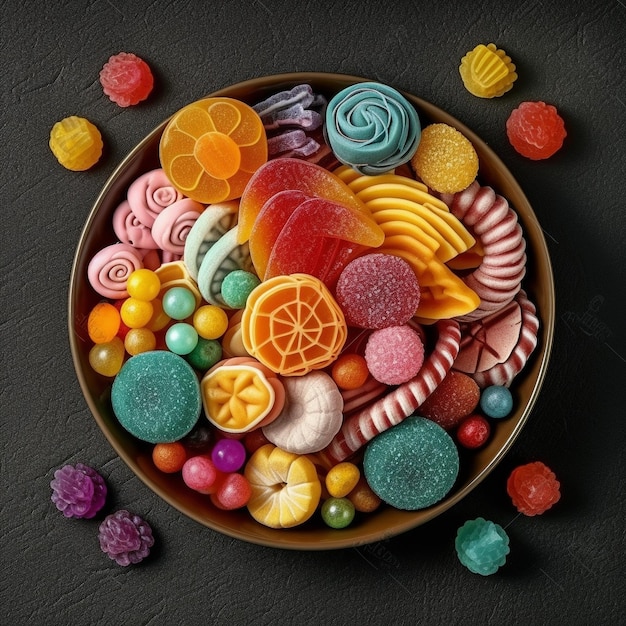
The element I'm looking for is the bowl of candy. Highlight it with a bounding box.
[69,72,554,550]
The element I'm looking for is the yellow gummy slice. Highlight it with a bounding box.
[459,43,518,99]
[245,444,321,528]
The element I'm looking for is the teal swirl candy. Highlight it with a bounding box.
[325,82,421,175]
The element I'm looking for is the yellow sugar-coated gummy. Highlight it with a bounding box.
[459,43,517,98]
[325,462,361,498]
[241,274,347,376]
[201,365,275,432]
[49,116,103,171]
[411,124,479,194]
[244,444,322,528]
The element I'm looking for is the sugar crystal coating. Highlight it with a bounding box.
[411,123,478,193]
[98,510,154,566]
[335,253,421,329]
[99,52,154,107]
[480,385,513,418]
[50,463,107,519]
[455,517,510,575]
[506,461,561,515]
[364,325,425,385]
[363,416,459,510]
[111,350,201,443]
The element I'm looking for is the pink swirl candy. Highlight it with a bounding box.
[151,199,204,255]
[112,200,158,249]
[87,243,144,299]
[127,168,183,228]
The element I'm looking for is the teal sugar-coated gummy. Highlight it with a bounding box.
[479,385,513,418]
[363,415,459,510]
[220,269,261,309]
[111,350,201,443]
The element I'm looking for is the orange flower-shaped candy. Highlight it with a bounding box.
[159,97,268,203]
[201,357,285,433]
[242,274,347,376]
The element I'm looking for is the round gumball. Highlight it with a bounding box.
[331,353,369,390]
[152,441,187,473]
[88,302,121,344]
[321,497,355,529]
[166,322,199,355]
[89,337,125,377]
[126,269,161,301]
[456,414,491,449]
[162,287,197,320]
[120,297,154,329]
[211,438,247,473]
[182,456,222,493]
[480,385,513,418]
[186,337,222,371]
[221,270,261,309]
[124,327,157,356]
[211,472,252,510]
[193,305,229,339]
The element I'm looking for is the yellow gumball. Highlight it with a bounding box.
[193,305,229,339]
[120,297,154,329]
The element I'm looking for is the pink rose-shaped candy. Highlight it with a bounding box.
[151,199,204,255]
[112,200,158,249]
[99,52,154,107]
[127,168,183,228]
[87,243,144,299]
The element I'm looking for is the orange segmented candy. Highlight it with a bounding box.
[159,97,268,203]
[241,274,347,376]
[201,358,285,433]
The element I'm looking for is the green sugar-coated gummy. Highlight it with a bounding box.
[363,415,459,510]
[111,350,201,443]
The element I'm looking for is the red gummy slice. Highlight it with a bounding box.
[418,370,480,430]
[506,461,561,515]
[100,52,154,107]
[506,101,566,160]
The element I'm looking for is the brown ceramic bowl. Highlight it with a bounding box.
[69,72,555,550]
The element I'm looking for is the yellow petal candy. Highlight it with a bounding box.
[49,116,103,171]
[459,43,517,98]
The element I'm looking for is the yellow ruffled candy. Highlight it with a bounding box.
[49,116,103,171]
[459,43,517,99]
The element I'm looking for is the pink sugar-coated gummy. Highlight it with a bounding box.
[182,455,222,494]
[99,52,154,107]
[335,253,421,329]
[364,325,425,385]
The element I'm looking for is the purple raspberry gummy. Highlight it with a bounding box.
[98,510,155,566]
[50,463,107,519]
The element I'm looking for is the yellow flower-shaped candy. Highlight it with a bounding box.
[459,43,517,98]
[49,116,103,171]
[201,362,282,433]
[159,97,268,203]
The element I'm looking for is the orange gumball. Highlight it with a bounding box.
[152,441,188,473]
[331,353,369,390]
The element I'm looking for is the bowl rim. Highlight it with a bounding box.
[68,71,555,550]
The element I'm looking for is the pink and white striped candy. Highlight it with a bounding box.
[319,318,461,465]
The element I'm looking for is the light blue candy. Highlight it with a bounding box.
[325,82,421,175]
[480,385,513,418]
[111,351,201,443]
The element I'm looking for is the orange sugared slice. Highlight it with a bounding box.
[159,97,268,204]
[241,274,347,376]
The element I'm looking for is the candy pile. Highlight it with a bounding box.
[80,80,546,536]
[50,463,154,566]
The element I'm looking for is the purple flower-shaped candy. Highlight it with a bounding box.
[50,463,107,519]
[98,510,155,566]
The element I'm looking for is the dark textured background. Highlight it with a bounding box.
[2,1,625,624]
